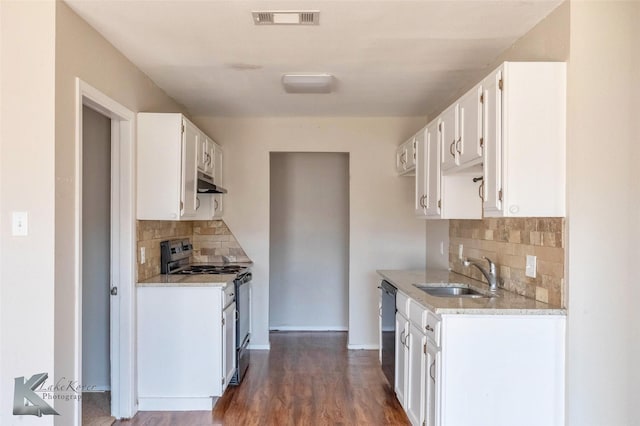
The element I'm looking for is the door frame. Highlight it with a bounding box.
[74,78,136,423]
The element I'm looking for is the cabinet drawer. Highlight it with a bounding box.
[425,311,441,346]
[396,291,409,317]
[408,299,426,328]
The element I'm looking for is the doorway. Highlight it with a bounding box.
[75,79,136,425]
[81,105,114,425]
[269,153,350,331]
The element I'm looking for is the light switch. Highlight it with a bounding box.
[12,211,28,236]
[140,247,146,264]
[526,255,537,278]
[458,244,464,260]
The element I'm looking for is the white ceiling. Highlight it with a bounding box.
[65,0,563,117]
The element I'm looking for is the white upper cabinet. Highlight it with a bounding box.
[457,84,484,167]
[402,61,566,220]
[396,136,417,175]
[440,105,458,172]
[181,120,200,218]
[482,62,566,217]
[138,113,221,220]
[416,122,442,218]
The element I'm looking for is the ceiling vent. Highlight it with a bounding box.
[252,11,320,25]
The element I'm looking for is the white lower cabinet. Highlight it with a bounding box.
[393,291,565,426]
[137,285,235,410]
[406,322,426,425]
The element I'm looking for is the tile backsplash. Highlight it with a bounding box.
[137,220,249,281]
[449,218,565,307]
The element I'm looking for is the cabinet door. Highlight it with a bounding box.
[406,323,426,426]
[425,122,441,217]
[395,313,408,408]
[213,143,223,218]
[204,137,214,176]
[458,84,483,166]
[440,105,458,171]
[415,129,427,217]
[425,338,440,426]
[222,302,236,392]
[407,137,416,170]
[181,120,199,218]
[396,143,407,173]
[482,67,504,214]
[197,133,207,173]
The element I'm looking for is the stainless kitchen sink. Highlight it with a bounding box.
[413,283,490,298]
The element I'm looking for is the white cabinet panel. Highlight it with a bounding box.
[222,301,236,391]
[406,323,426,426]
[395,312,408,408]
[440,105,458,171]
[137,286,225,410]
[457,84,483,167]
[181,120,199,218]
[482,62,566,217]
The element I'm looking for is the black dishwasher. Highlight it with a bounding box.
[380,280,397,387]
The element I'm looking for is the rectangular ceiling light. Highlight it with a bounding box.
[282,74,334,94]
[252,11,320,25]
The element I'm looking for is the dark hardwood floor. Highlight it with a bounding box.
[116,331,409,425]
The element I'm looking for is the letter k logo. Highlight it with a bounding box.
[13,373,60,416]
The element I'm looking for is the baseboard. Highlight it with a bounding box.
[347,344,379,350]
[138,397,214,411]
[269,326,348,331]
[248,343,271,350]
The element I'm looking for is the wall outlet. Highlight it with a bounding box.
[140,247,146,264]
[458,244,464,260]
[440,241,444,255]
[526,255,537,278]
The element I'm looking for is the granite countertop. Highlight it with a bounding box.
[138,262,253,287]
[377,269,566,315]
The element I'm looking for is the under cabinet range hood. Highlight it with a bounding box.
[197,171,227,194]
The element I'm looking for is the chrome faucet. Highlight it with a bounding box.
[463,256,499,293]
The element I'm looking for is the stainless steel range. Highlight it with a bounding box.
[160,239,252,385]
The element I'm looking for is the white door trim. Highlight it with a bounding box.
[75,78,136,423]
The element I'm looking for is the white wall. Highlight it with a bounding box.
[269,153,350,330]
[81,106,111,390]
[195,116,427,349]
[565,2,639,425]
[0,2,56,425]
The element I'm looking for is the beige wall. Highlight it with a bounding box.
[54,1,185,422]
[0,1,56,424]
[194,116,427,348]
[565,2,639,424]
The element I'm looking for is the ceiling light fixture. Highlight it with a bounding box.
[281,74,334,94]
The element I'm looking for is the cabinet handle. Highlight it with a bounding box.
[195,197,201,210]
[455,137,462,154]
[214,199,219,211]
[449,141,456,158]
[400,329,406,344]
[479,179,485,201]
[379,306,382,318]
[430,360,436,383]
[425,324,434,332]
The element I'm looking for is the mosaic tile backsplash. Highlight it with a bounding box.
[449,218,565,307]
[137,220,249,281]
